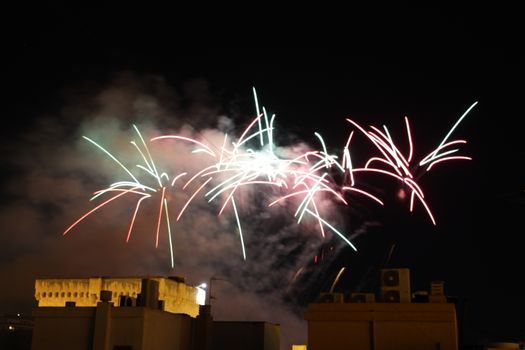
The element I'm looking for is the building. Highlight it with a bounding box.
[213,321,280,350]
[305,301,458,350]
[30,276,280,350]
[34,276,200,317]
[304,268,459,350]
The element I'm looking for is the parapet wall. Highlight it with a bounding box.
[34,277,200,317]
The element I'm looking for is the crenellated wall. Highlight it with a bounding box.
[34,277,200,317]
[156,277,199,317]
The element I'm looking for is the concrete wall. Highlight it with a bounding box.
[305,302,458,350]
[32,304,193,350]
[31,307,95,350]
[374,320,457,350]
[213,321,280,350]
[307,320,371,350]
[263,323,281,350]
[141,308,192,350]
[108,307,145,349]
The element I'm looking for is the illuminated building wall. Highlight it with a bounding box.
[31,277,280,350]
[34,276,200,317]
[305,302,458,350]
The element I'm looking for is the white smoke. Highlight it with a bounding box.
[0,72,362,349]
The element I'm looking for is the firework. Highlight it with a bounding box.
[63,125,178,267]
[345,101,478,224]
[329,267,347,292]
[65,89,363,267]
[63,89,477,266]
[153,88,362,259]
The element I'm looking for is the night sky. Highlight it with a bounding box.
[2,5,524,347]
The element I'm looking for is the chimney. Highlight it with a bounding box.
[93,290,113,350]
[137,279,160,309]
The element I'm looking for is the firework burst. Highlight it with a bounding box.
[63,89,477,267]
[63,125,179,267]
[346,101,478,224]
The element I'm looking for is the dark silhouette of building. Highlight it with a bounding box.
[213,321,280,350]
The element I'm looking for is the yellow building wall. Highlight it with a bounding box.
[155,277,199,317]
[34,278,141,307]
[34,277,200,317]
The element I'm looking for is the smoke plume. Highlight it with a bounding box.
[0,72,357,349]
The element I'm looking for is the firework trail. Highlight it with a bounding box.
[64,89,368,267]
[63,88,477,267]
[153,88,372,259]
[63,125,178,267]
[345,101,478,224]
[329,267,347,292]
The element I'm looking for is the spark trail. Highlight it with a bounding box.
[345,101,478,224]
[153,88,367,259]
[63,89,477,267]
[63,125,178,267]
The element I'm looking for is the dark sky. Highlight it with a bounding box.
[2,5,524,346]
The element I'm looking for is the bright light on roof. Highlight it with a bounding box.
[196,287,206,306]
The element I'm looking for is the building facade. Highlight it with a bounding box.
[34,276,200,317]
[305,268,458,350]
[31,277,280,350]
[305,302,458,350]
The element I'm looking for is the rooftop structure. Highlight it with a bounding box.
[34,276,201,317]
